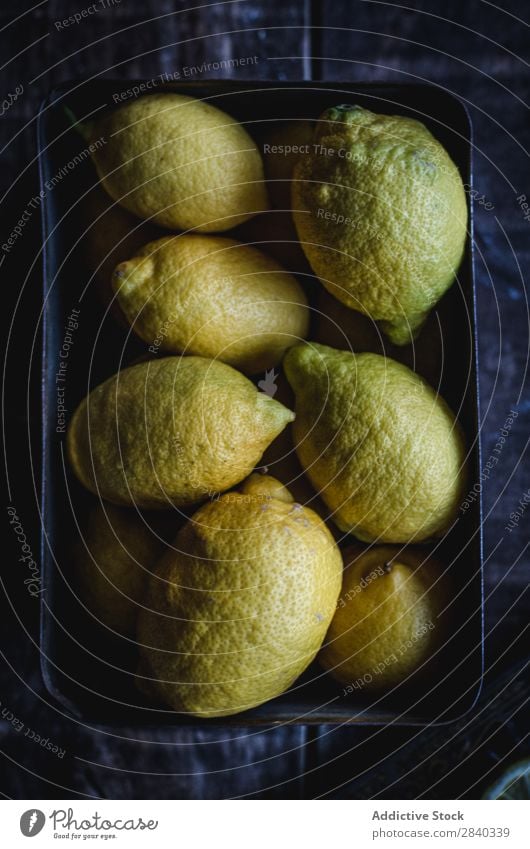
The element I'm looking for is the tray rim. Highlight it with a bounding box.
[37,77,484,728]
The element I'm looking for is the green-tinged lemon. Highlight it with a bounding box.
[292,105,467,344]
[284,342,467,542]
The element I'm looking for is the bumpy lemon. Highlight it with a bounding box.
[74,502,165,636]
[86,93,268,231]
[320,545,447,690]
[292,105,467,344]
[112,234,309,374]
[284,343,467,542]
[137,474,343,717]
[67,357,294,509]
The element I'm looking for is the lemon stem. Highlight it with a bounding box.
[63,106,93,143]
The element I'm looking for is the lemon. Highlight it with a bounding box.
[292,105,467,344]
[67,356,294,509]
[320,545,447,690]
[284,343,467,542]
[86,93,268,231]
[112,234,309,374]
[74,502,165,636]
[137,473,343,717]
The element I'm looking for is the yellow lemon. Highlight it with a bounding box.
[292,105,467,344]
[112,234,309,374]
[137,473,343,716]
[86,93,268,231]
[320,544,448,690]
[74,502,165,636]
[67,356,294,509]
[283,343,467,542]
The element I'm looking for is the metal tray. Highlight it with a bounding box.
[38,79,483,726]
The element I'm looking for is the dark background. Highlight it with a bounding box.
[1,0,528,798]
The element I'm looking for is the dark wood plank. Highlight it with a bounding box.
[1,0,310,184]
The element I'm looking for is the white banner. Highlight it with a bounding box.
[1,800,526,848]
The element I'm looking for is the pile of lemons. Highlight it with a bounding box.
[69,93,468,717]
